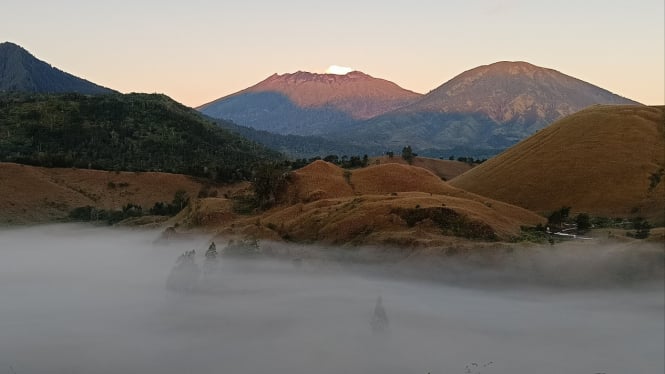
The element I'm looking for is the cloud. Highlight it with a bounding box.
[325,65,354,75]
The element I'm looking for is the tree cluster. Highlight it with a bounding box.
[0,93,280,182]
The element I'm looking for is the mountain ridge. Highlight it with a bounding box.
[331,61,641,156]
[0,42,115,95]
[198,70,422,136]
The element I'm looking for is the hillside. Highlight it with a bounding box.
[371,155,474,181]
[333,61,640,157]
[0,42,114,95]
[213,117,382,158]
[198,70,422,136]
[450,105,665,224]
[0,93,281,181]
[191,161,545,245]
[0,162,239,225]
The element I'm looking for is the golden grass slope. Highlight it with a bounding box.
[0,163,215,224]
[450,105,665,224]
[371,156,473,181]
[217,161,545,244]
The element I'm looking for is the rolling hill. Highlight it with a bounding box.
[182,161,546,245]
[198,70,422,136]
[450,105,665,224]
[333,61,640,157]
[0,162,221,225]
[0,42,115,95]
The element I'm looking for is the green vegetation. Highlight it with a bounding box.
[222,238,261,257]
[68,203,144,225]
[574,213,591,233]
[392,206,497,241]
[547,206,571,228]
[68,190,190,224]
[515,224,550,243]
[0,93,281,182]
[401,145,415,165]
[627,217,651,239]
[251,162,289,209]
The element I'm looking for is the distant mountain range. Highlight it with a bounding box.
[0,41,644,159]
[0,42,115,95]
[201,61,640,157]
[198,71,421,136]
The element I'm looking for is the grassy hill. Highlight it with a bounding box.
[371,155,474,181]
[0,162,249,225]
[0,93,281,181]
[450,105,665,224]
[181,161,545,245]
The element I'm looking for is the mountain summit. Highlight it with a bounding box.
[334,61,641,156]
[0,42,114,95]
[404,61,639,124]
[198,70,422,136]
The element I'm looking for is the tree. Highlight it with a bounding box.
[172,190,189,211]
[575,213,591,232]
[630,217,651,239]
[252,162,287,209]
[386,151,394,159]
[548,206,571,227]
[370,296,388,332]
[401,145,415,165]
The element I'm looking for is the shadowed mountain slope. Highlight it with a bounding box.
[0,42,114,95]
[198,71,421,136]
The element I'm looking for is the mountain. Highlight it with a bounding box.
[0,42,115,95]
[333,61,641,156]
[449,105,665,224]
[0,92,281,181]
[198,70,422,136]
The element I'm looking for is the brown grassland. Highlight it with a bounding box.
[178,161,545,246]
[450,105,665,225]
[370,156,474,181]
[0,162,231,225]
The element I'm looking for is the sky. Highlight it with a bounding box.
[3,0,663,107]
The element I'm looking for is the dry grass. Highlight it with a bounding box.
[205,160,545,245]
[371,156,473,180]
[351,163,459,195]
[0,162,240,224]
[450,105,665,225]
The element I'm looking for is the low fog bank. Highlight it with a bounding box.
[0,224,663,374]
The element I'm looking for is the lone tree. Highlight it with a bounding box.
[630,217,651,239]
[575,213,591,233]
[252,162,288,209]
[547,206,571,228]
[401,145,416,165]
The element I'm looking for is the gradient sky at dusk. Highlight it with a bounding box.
[3,0,663,107]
